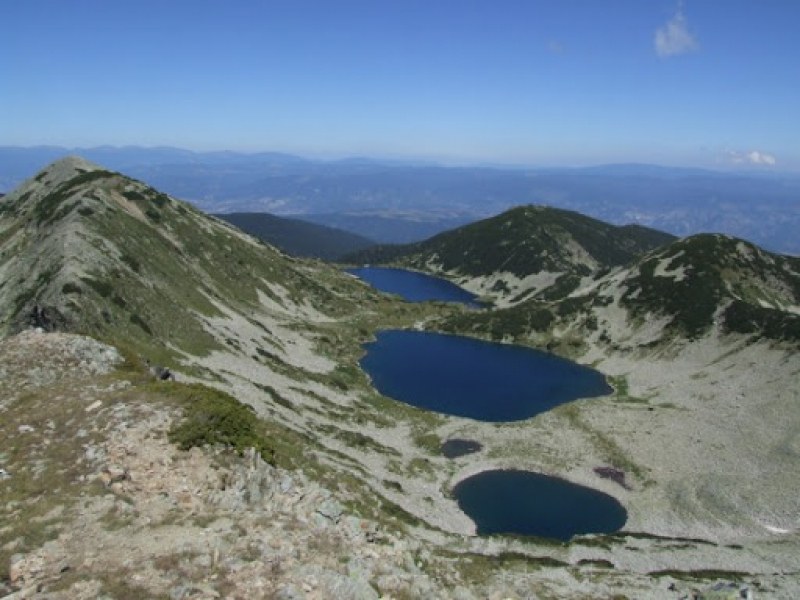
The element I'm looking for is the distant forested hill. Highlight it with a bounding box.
[216,212,375,260]
[345,205,676,274]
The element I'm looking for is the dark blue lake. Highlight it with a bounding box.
[359,330,611,422]
[454,470,627,540]
[348,267,480,306]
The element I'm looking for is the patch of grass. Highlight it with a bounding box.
[380,499,424,527]
[253,382,296,412]
[62,282,83,295]
[81,277,114,298]
[555,402,649,482]
[328,364,364,391]
[34,170,114,224]
[120,253,141,273]
[129,312,153,335]
[383,479,403,492]
[412,431,441,455]
[577,558,615,568]
[97,571,155,600]
[608,375,649,405]
[607,531,717,546]
[11,267,60,323]
[166,383,276,464]
[327,427,401,456]
[447,550,569,585]
[100,504,137,531]
[407,457,435,477]
[648,569,750,581]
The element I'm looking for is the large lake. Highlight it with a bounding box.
[347,266,480,306]
[454,470,627,541]
[359,330,611,422]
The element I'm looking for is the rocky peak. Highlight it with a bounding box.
[37,155,104,187]
[4,157,107,203]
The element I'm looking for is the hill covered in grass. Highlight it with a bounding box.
[0,156,384,369]
[439,231,800,352]
[346,205,676,305]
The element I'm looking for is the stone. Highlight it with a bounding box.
[170,585,190,600]
[316,498,344,524]
[99,465,128,486]
[148,363,174,381]
[279,474,295,494]
[8,553,44,586]
[275,584,304,600]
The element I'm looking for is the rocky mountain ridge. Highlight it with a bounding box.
[0,330,467,599]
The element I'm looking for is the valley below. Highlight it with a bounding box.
[1,157,799,598]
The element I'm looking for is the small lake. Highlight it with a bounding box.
[441,439,483,459]
[454,470,627,541]
[360,330,611,422]
[347,267,480,306]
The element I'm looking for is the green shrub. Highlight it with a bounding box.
[120,253,141,273]
[61,282,82,295]
[34,170,113,224]
[129,313,152,335]
[167,383,275,462]
[81,277,114,298]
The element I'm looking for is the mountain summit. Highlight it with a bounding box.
[0,156,376,365]
[347,205,676,306]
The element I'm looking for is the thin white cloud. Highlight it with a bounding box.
[746,150,777,165]
[654,8,698,57]
[723,150,778,166]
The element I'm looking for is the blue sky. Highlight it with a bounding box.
[2,1,799,170]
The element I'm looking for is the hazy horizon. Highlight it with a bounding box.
[3,1,799,172]
[5,143,800,177]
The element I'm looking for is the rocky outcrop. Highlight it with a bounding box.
[0,331,467,599]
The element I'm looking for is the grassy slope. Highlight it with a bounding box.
[438,233,800,349]
[0,159,386,369]
[345,205,676,277]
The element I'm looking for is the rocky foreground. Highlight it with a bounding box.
[2,330,790,599]
[0,331,466,599]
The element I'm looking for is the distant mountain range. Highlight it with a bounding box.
[1,145,799,254]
